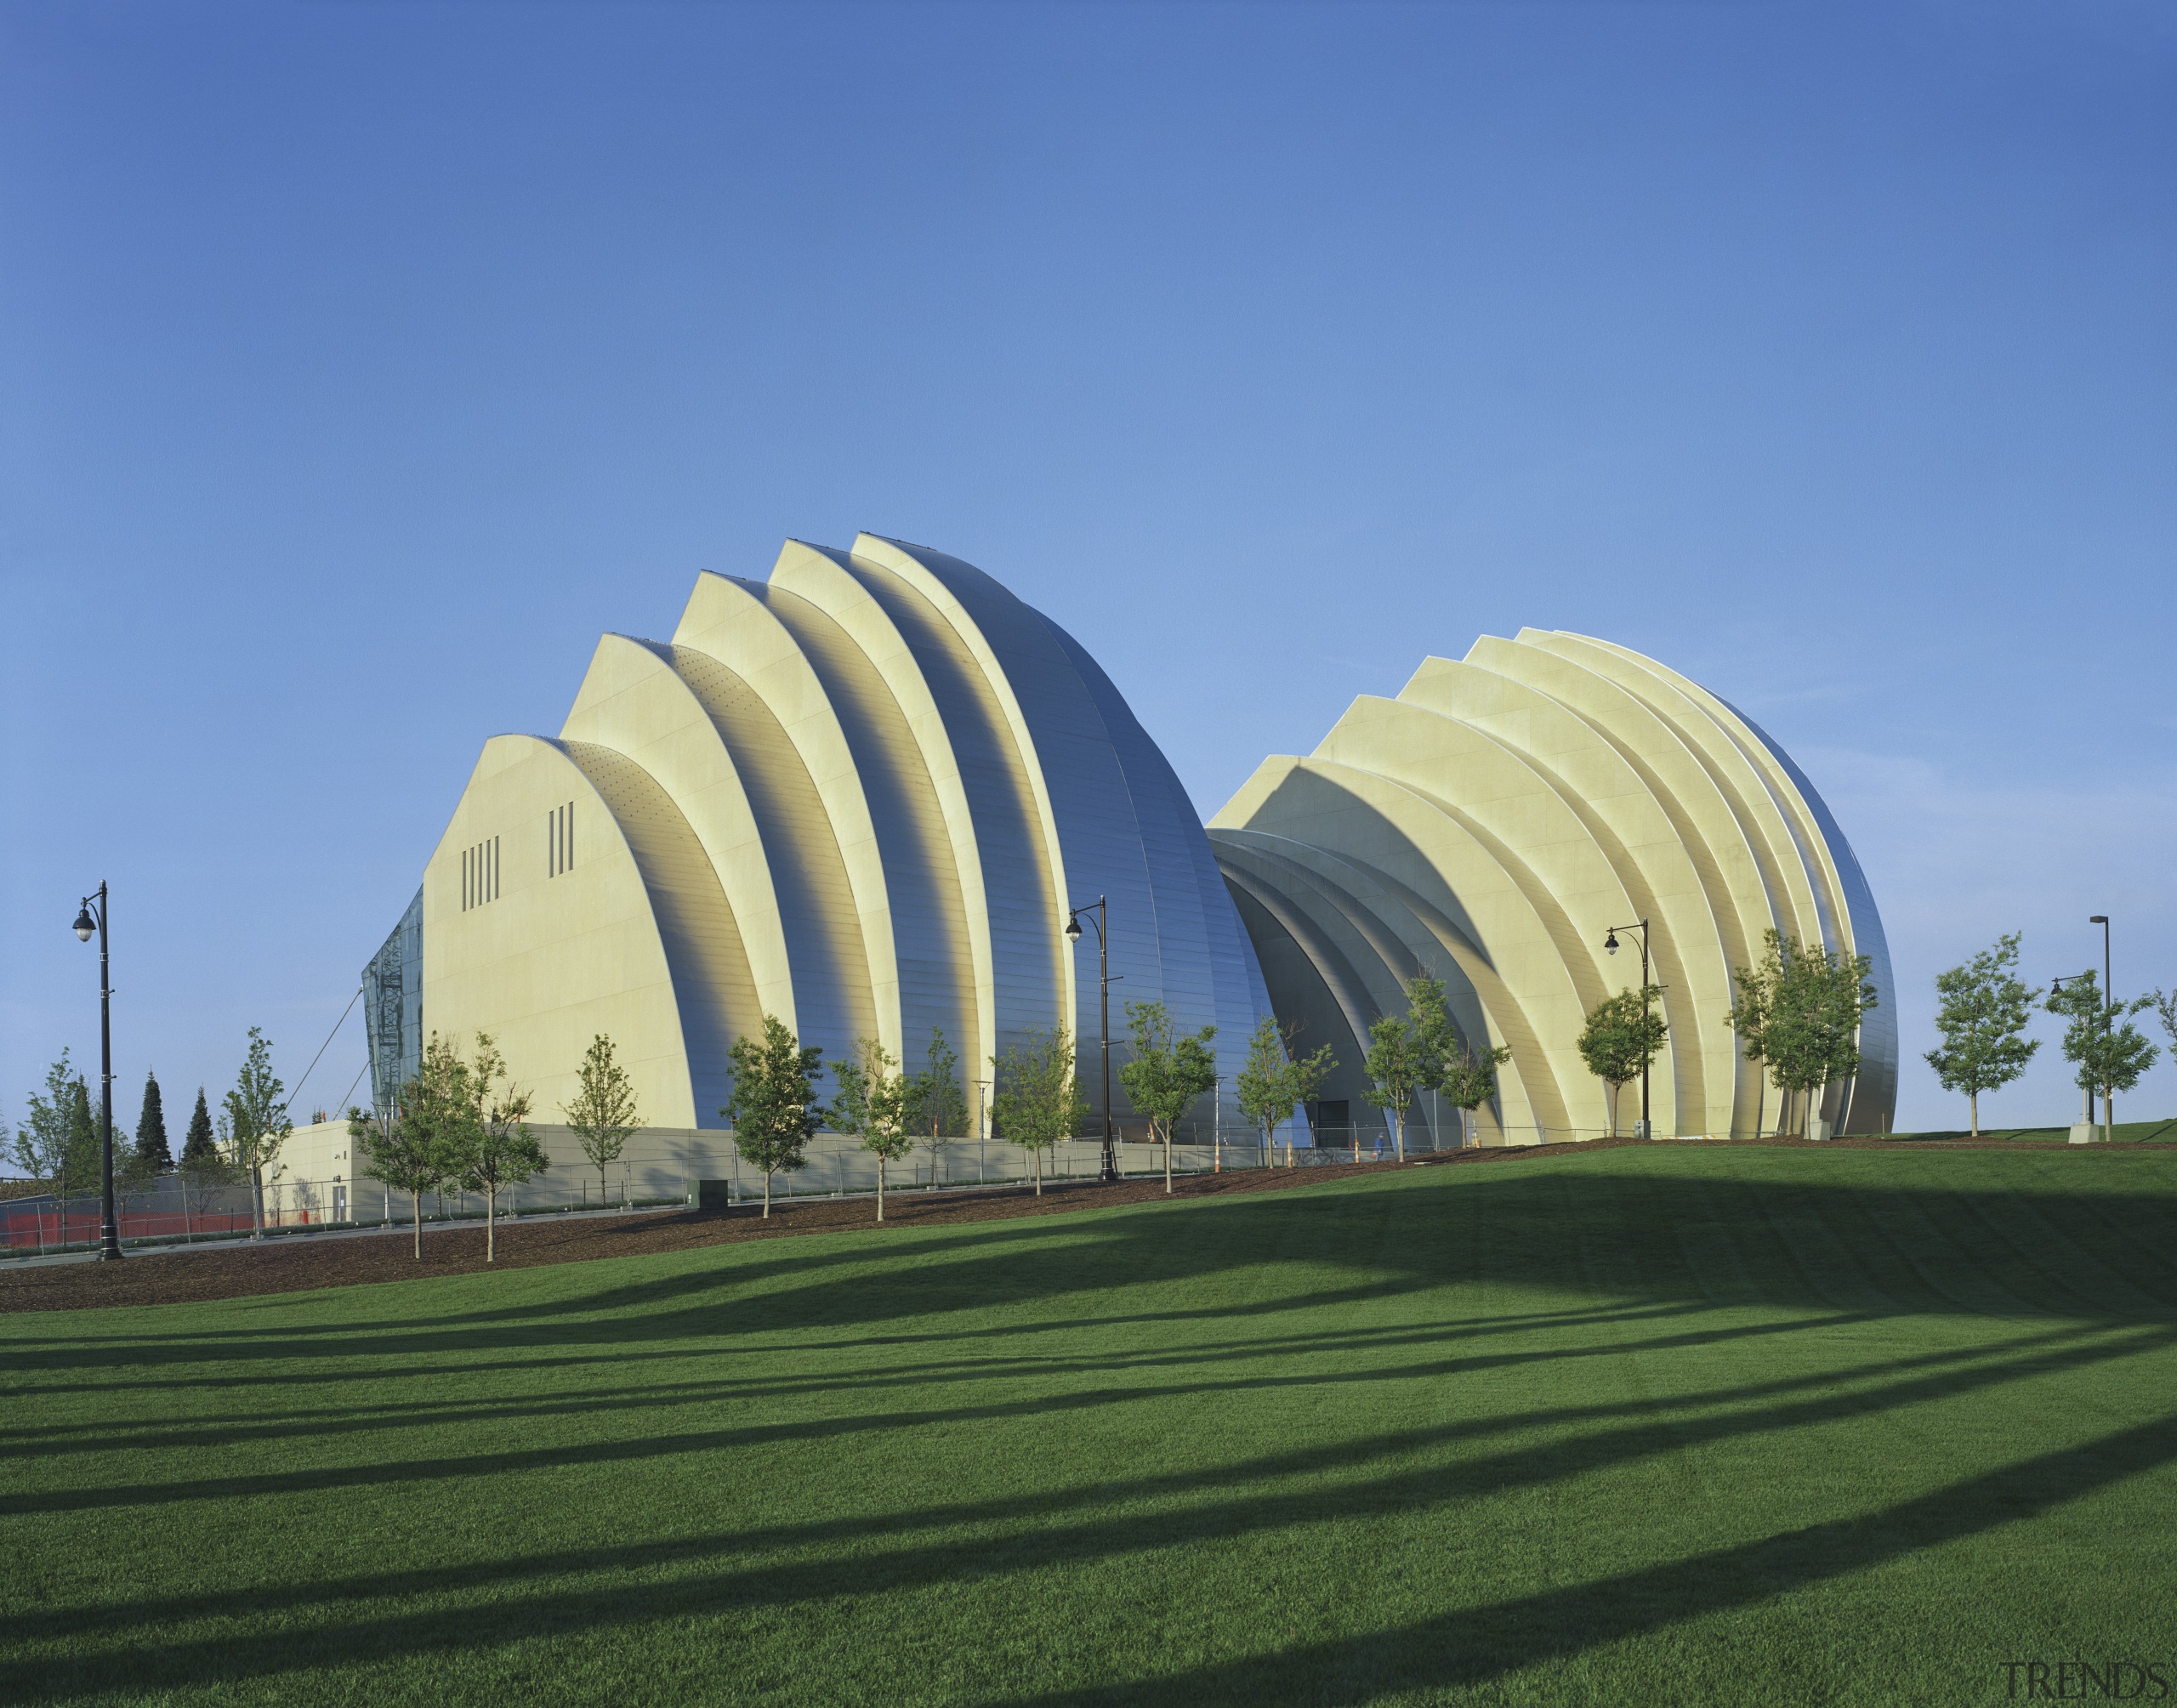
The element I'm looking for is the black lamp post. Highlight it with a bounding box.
[1065,897,1119,1183]
[1603,918,1654,1139]
[2089,915,2114,1142]
[71,882,124,1261]
[2050,967,2099,1134]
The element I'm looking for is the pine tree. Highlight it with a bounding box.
[65,1077,101,1190]
[180,1087,219,1169]
[134,1071,173,1173]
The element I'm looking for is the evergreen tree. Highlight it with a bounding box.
[133,1071,173,1173]
[65,1076,101,1191]
[179,1087,219,1170]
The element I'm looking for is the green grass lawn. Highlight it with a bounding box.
[5,1146,2176,1706]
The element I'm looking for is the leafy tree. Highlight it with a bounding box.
[349,1100,442,1259]
[1924,933,2041,1136]
[990,1024,1087,1196]
[1436,1040,1512,1142]
[904,1026,967,1185]
[1361,1013,1420,1161]
[223,1027,293,1239]
[132,1070,173,1176]
[833,1037,913,1221]
[179,1087,223,1173]
[1235,1017,1335,1167]
[445,1033,545,1263]
[1576,986,1668,1138]
[1725,930,1878,1137]
[10,1053,77,1188]
[1117,1001,1219,1194]
[2047,973,2157,1138]
[357,1033,473,1257]
[562,1033,641,1205]
[2154,990,2177,1065]
[722,1014,824,1217]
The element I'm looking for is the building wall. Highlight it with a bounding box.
[1210,630,1896,1142]
[408,536,1278,1136]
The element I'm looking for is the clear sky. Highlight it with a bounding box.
[4,1,2173,1143]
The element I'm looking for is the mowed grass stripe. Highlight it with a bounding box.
[3,1145,2174,1706]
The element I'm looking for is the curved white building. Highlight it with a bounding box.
[362,548,1893,1151]
[1209,631,1896,1142]
[369,535,1274,1132]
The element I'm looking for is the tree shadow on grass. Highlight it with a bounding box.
[3,1328,2170,1700]
[9,1155,2174,1384]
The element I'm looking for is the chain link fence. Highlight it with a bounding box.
[2,1121,1691,1257]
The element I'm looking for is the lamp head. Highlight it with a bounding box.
[2090,915,2108,925]
[1065,913,1083,942]
[1603,929,1619,956]
[71,904,94,943]
[2050,978,2065,997]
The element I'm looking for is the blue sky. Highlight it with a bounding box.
[4,1,2174,1140]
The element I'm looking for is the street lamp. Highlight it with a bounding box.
[71,882,123,1260]
[1603,919,1656,1139]
[2090,915,2114,1143]
[1065,896,1119,1183]
[2051,969,2099,1136]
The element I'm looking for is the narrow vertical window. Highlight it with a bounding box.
[463,847,470,911]
[566,799,574,871]
[492,835,500,901]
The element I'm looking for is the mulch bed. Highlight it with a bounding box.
[0,1135,2091,1314]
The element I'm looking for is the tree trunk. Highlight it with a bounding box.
[1164,1123,1173,1194]
[250,1163,264,1240]
[878,1154,886,1223]
[764,1170,772,1218]
[1034,1145,1043,1196]
[1393,1109,1405,1163]
[486,1182,497,1263]
[412,1189,423,1259]
[1970,1090,1979,1138]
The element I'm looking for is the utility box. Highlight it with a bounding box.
[1807,1118,1833,1143]
[2068,1122,2099,1145]
[692,1178,738,1210]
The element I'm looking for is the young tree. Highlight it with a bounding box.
[10,1054,77,1188]
[1361,1013,1421,1161]
[990,1025,1088,1196]
[179,1087,221,1172]
[1117,1001,1219,1194]
[1924,933,2040,1136]
[562,1033,641,1206]
[349,1100,444,1259]
[1724,930,1879,1137]
[1576,987,1668,1138]
[721,1014,823,1217]
[361,1033,473,1256]
[833,1037,913,1221]
[1234,1017,1336,1168]
[222,1028,293,1238]
[2047,973,2157,1140]
[1438,1039,1513,1143]
[904,1026,967,1186]
[132,1070,173,1176]
[446,1033,546,1263]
